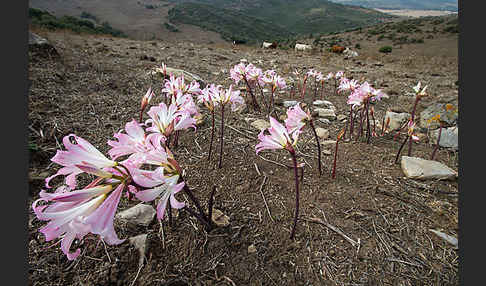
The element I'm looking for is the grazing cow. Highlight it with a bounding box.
[343,47,359,57]
[294,43,312,51]
[331,45,346,53]
[262,41,278,49]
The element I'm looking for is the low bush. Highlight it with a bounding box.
[379,46,392,53]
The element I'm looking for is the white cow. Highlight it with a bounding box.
[262,41,273,48]
[294,43,312,51]
[343,47,359,57]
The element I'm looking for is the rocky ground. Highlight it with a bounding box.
[28,17,458,286]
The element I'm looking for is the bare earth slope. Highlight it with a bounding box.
[28,16,458,285]
[28,0,227,43]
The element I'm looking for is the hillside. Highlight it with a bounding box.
[29,0,394,44]
[28,14,458,285]
[169,0,396,43]
[328,0,458,11]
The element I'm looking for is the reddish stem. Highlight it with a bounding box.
[218,104,225,169]
[331,140,339,179]
[208,110,215,161]
[395,135,409,164]
[289,149,300,240]
[309,120,322,176]
[407,97,421,156]
[365,100,371,144]
[430,122,443,160]
[244,77,260,111]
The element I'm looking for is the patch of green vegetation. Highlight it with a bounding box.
[163,22,179,32]
[166,0,394,43]
[168,3,294,43]
[80,11,98,21]
[379,46,392,53]
[29,8,126,37]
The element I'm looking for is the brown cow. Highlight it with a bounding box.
[331,45,346,53]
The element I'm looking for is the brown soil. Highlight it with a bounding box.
[28,18,458,286]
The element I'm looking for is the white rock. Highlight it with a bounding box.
[321,140,337,147]
[250,119,270,131]
[384,111,411,131]
[318,118,331,124]
[337,114,347,121]
[212,208,230,227]
[248,244,257,254]
[315,128,329,139]
[116,203,156,226]
[429,126,458,149]
[400,156,457,180]
[129,234,149,267]
[283,100,299,108]
[315,108,336,120]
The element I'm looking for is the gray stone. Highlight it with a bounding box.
[29,32,59,57]
[419,103,458,129]
[321,140,337,147]
[400,156,457,180]
[251,119,271,131]
[116,203,156,226]
[315,128,329,139]
[313,100,336,112]
[212,208,230,227]
[384,111,411,132]
[315,108,336,120]
[337,114,347,121]
[429,126,458,149]
[151,67,206,86]
[283,100,299,108]
[129,234,149,267]
[318,118,331,124]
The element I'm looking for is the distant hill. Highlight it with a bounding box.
[29,0,394,44]
[327,0,458,12]
[167,0,394,43]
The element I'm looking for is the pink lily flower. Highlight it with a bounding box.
[107,119,163,161]
[335,71,344,79]
[215,85,245,111]
[32,183,126,260]
[145,102,196,137]
[255,116,300,154]
[325,72,334,81]
[197,84,221,112]
[45,134,117,189]
[247,65,265,86]
[285,103,311,134]
[134,174,185,220]
[230,62,247,84]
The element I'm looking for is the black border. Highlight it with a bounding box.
[6,0,29,284]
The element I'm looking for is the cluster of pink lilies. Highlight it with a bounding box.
[32,58,431,260]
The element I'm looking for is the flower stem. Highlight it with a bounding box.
[395,135,409,164]
[309,120,322,176]
[218,104,225,169]
[301,76,307,100]
[331,140,339,179]
[349,106,354,140]
[208,110,215,161]
[430,122,443,160]
[244,77,259,111]
[407,97,421,156]
[289,149,300,240]
[365,100,371,144]
[207,186,216,224]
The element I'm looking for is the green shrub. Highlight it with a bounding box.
[164,22,179,32]
[379,46,392,53]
